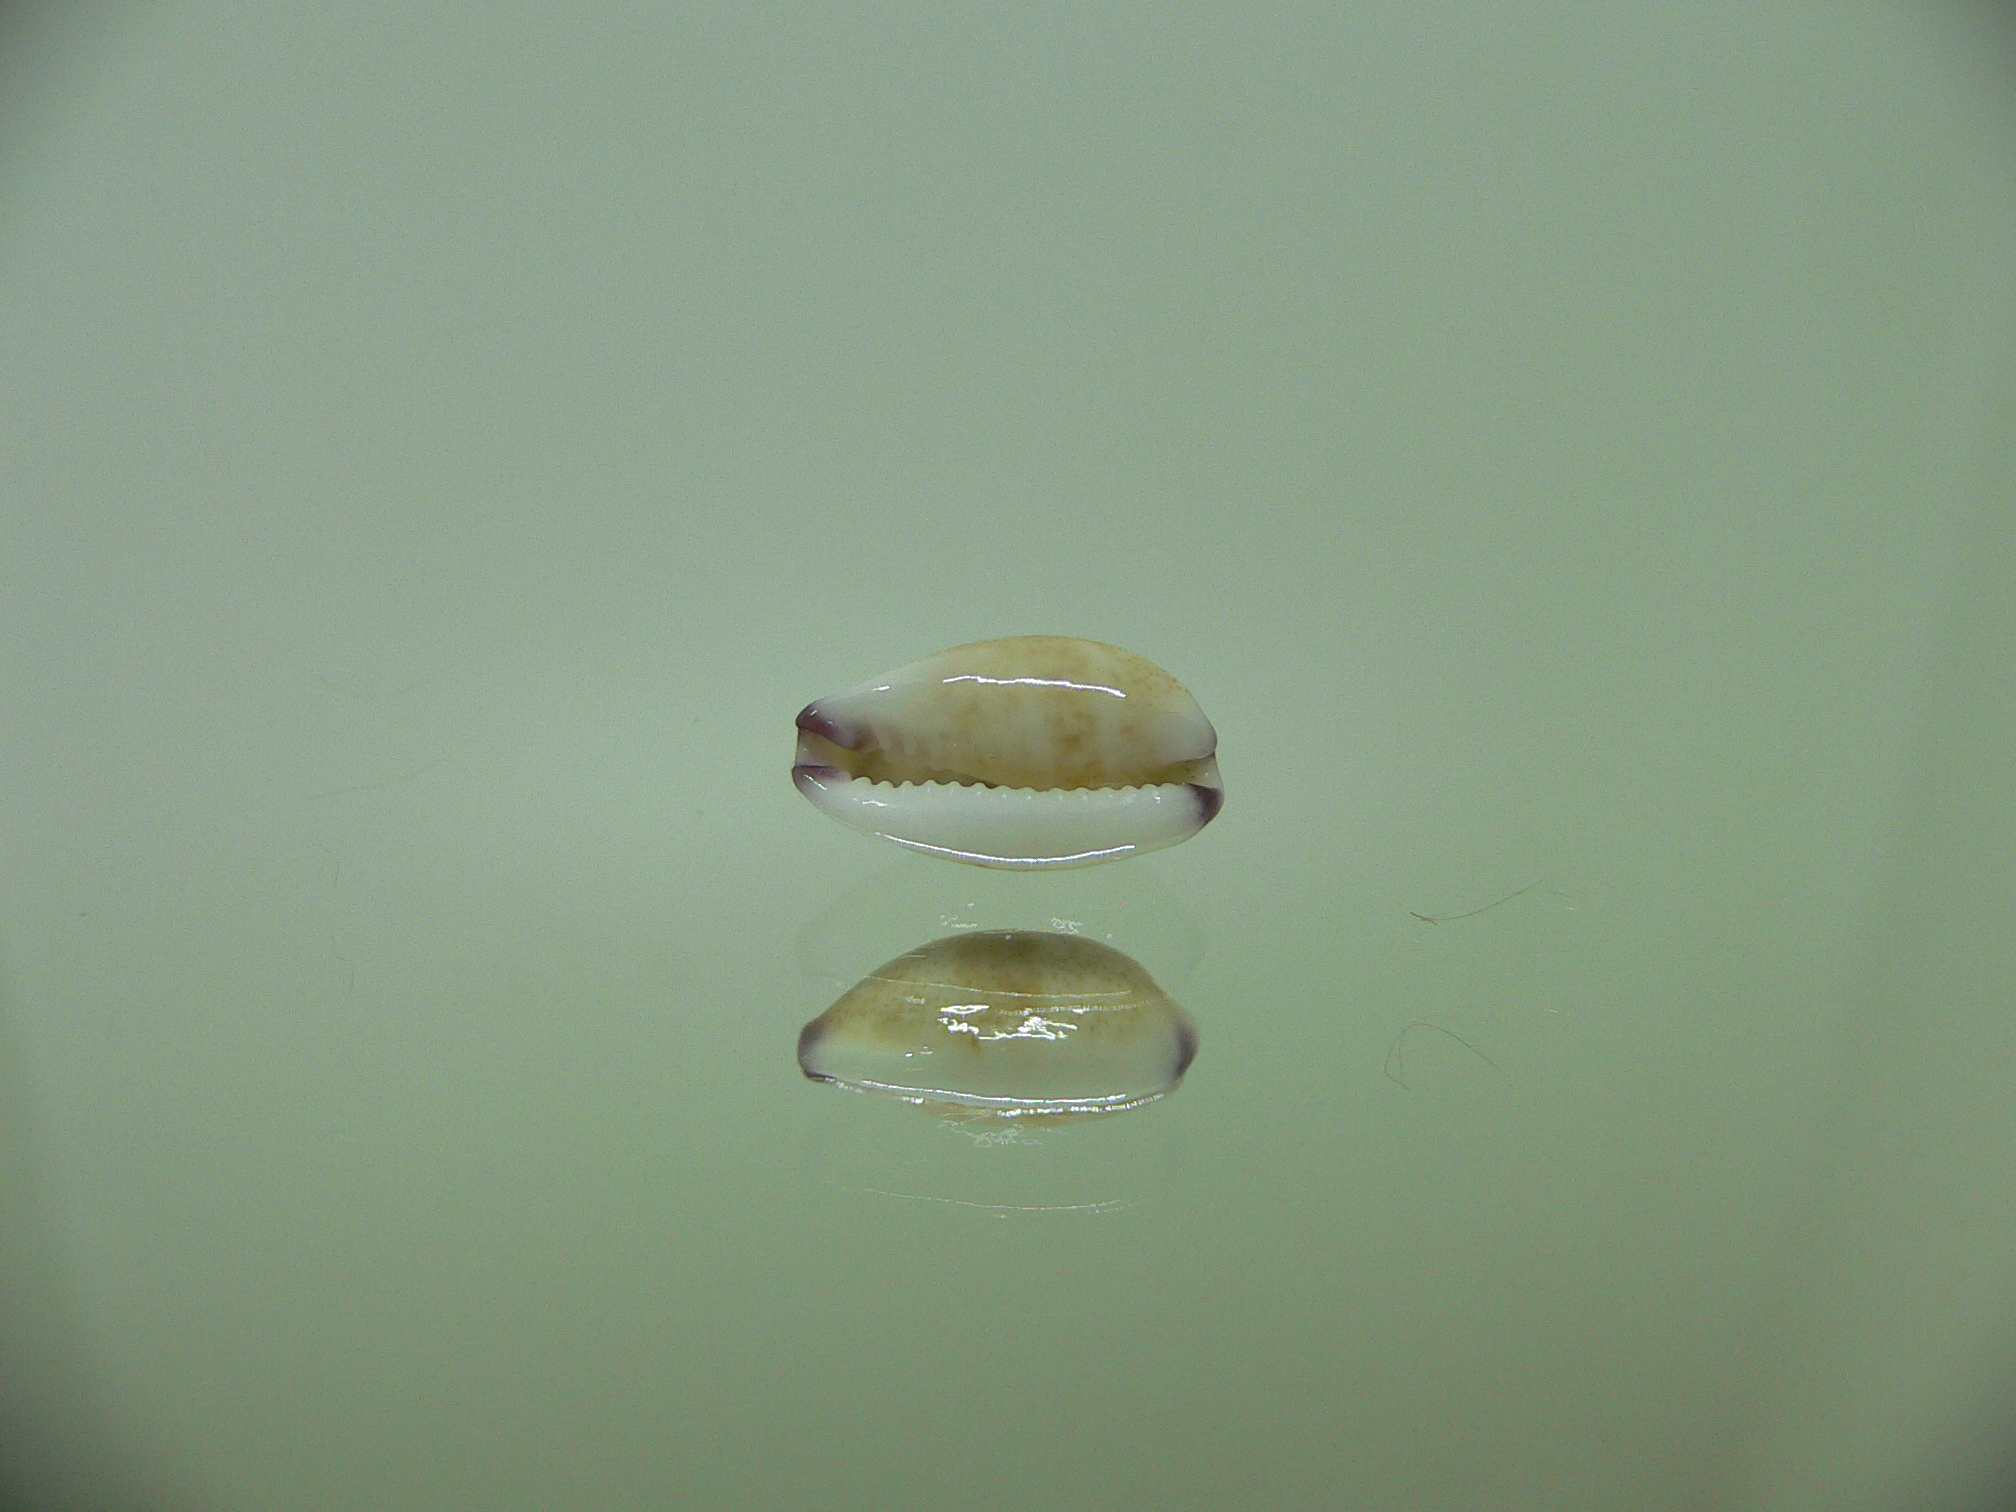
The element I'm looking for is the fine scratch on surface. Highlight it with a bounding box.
[1409,881,1564,924]
[1383,1021,1504,1089]
[304,762,440,801]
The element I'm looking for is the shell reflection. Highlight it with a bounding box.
[793,636,1222,868]
[798,931,1198,1119]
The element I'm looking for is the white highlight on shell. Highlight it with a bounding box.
[793,637,1222,869]
[941,674,1126,696]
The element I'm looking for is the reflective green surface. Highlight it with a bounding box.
[4,5,2016,1509]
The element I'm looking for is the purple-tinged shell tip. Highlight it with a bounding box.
[793,764,847,797]
[1190,783,1225,826]
[795,704,852,747]
[1172,1016,1201,1078]
[796,1018,830,1074]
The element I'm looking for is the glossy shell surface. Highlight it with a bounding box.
[793,636,1222,868]
[797,931,1199,1119]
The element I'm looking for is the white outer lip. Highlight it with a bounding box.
[792,759,1223,870]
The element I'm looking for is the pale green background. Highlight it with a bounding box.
[4,4,2016,1509]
